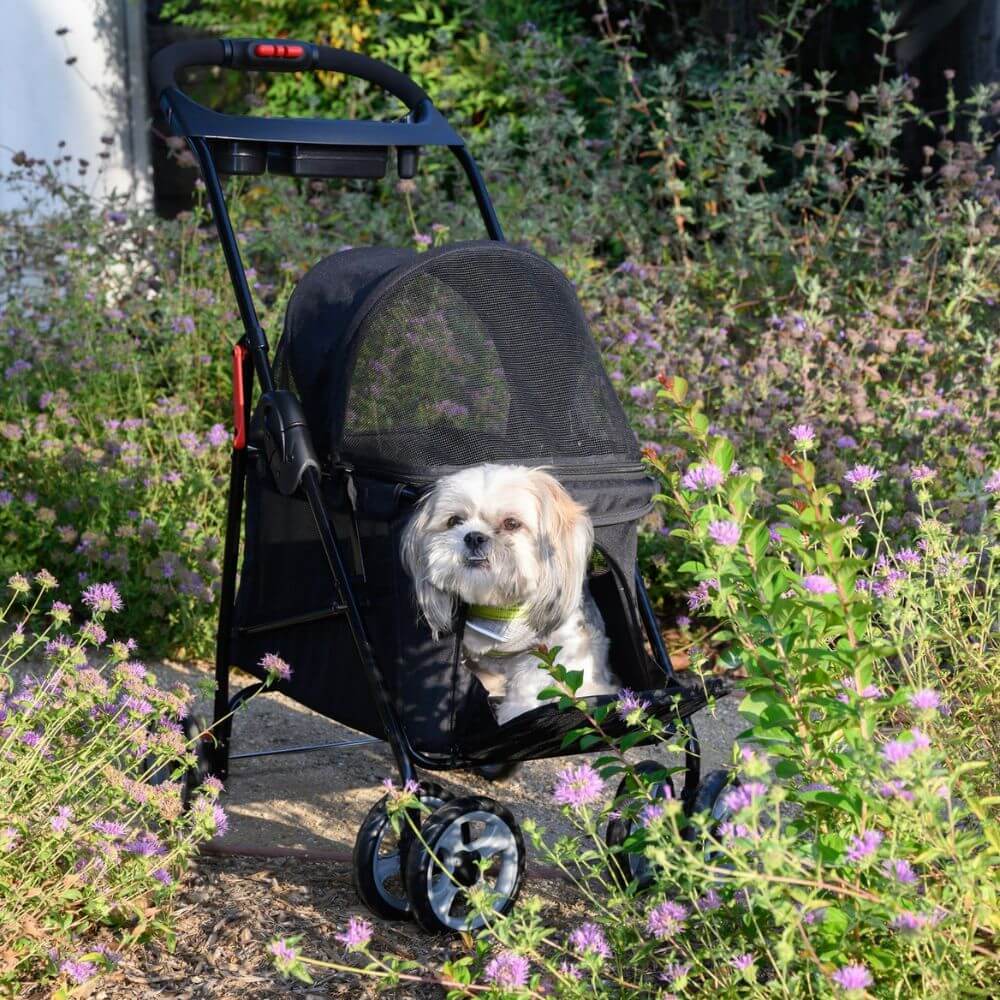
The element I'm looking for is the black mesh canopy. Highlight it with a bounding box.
[275,241,643,474]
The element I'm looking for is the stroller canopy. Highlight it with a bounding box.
[275,241,643,475]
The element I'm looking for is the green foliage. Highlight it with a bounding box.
[158,0,595,124]
[0,575,227,993]
[282,387,1000,997]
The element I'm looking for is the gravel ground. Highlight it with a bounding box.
[76,659,745,999]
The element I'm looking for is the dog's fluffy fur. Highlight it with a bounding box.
[401,464,618,723]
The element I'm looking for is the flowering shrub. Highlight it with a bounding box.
[3,7,996,657]
[270,379,1000,995]
[0,573,227,994]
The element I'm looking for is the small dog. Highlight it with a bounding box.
[401,464,618,724]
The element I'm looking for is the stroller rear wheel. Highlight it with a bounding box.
[145,714,210,810]
[683,768,736,849]
[404,795,525,933]
[605,759,675,891]
[352,782,451,920]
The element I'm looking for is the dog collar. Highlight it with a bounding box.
[466,603,526,621]
[464,603,535,651]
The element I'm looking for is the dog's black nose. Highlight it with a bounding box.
[464,531,488,551]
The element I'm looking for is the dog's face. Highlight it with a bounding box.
[401,465,593,637]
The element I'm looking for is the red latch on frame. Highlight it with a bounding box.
[232,342,248,450]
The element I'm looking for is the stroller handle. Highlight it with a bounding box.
[151,38,430,111]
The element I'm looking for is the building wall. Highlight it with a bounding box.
[0,0,151,213]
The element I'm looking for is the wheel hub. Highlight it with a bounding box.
[452,849,481,886]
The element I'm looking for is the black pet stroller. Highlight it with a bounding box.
[152,39,728,932]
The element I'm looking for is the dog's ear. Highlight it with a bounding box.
[524,469,593,637]
[400,488,456,637]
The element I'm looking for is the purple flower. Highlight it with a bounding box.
[890,910,927,935]
[695,888,722,912]
[687,578,719,611]
[909,688,941,712]
[124,833,165,856]
[731,952,755,971]
[484,951,530,988]
[722,781,767,813]
[646,901,688,939]
[269,938,298,964]
[910,464,935,485]
[568,922,610,960]
[708,519,741,547]
[676,615,691,629]
[837,676,882,700]
[93,820,128,838]
[0,490,12,506]
[680,462,725,491]
[152,867,173,885]
[336,915,373,950]
[553,762,604,809]
[617,688,650,720]
[896,548,921,566]
[846,829,883,863]
[789,423,815,447]
[802,907,826,925]
[414,233,432,247]
[878,780,915,803]
[260,652,292,683]
[206,423,229,448]
[802,574,836,595]
[844,464,882,490]
[50,806,74,833]
[22,730,41,747]
[983,470,1000,495]
[831,963,873,993]
[639,803,666,827]
[213,804,229,837]
[81,582,123,614]
[59,959,96,984]
[659,962,691,984]
[835,435,858,450]
[882,858,918,884]
[882,729,929,766]
[171,315,196,334]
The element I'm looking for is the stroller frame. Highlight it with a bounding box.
[151,39,702,798]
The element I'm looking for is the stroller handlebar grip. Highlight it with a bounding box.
[150,38,430,111]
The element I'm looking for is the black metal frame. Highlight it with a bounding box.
[153,38,693,790]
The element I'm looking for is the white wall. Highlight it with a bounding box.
[0,0,151,212]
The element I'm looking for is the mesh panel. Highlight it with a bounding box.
[341,244,639,469]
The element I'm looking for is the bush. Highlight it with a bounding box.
[0,573,227,994]
[1,10,997,651]
[273,379,1000,997]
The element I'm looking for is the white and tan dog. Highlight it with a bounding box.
[401,464,618,724]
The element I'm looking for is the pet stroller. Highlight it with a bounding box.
[152,39,729,932]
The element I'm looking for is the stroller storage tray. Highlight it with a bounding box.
[455,679,728,766]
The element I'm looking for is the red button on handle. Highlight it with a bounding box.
[253,43,275,57]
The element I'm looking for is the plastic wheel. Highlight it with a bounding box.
[474,761,522,783]
[404,795,525,933]
[352,782,452,920]
[682,768,734,845]
[605,759,675,891]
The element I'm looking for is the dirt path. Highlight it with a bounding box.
[84,661,745,999]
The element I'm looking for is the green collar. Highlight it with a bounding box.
[467,602,526,622]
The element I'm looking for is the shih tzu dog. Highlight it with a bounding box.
[401,464,618,724]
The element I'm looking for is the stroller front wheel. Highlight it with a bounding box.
[352,782,452,920]
[404,795,525,933]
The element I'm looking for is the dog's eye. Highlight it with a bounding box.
[501,517,521,531]
[446,515,464,529]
